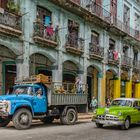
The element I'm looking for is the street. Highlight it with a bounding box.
[0,120,140,140]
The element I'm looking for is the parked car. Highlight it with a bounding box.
[92,98,140,130]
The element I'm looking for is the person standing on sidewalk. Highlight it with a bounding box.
[90,96,97,112]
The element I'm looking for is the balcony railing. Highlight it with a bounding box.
[112,17,140,41]
[89,43,104,59]
[33,22,58,47]
[108,50,119,64]
[133,60,140,69]
[85,2,111,23]
[65,34,84,55]
[0,10,22,37]
[121,56,132,67]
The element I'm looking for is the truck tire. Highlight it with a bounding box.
[12,108,32,130]
[40,117,54,124]
[60,108,77,125]
[0,117,11,127]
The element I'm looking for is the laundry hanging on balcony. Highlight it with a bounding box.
[113,51,119,60]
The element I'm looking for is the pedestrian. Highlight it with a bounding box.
[106,96,111,107]
[90,96,97,112]
[75,76,83,94]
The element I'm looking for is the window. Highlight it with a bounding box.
[67,20,79,46]
[0,0,8,9]
[123,5,130,26]
[110,0,117,22]
[133,101,140,107]
[37,6,52,25]
[109,39,115,50]
[91,31,99,45]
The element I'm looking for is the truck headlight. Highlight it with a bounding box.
[2,101,11,112]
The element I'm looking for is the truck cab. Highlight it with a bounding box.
[0,74,88,129]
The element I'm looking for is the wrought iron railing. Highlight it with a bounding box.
[0,10,21,30]
[108,50,119,63]
[85,1,111,23]
[65,34,84,51]
[33,22,58,42]
[121,55,133,66]
[112,17,140,41]
[133,60,140,69]
[89,43,104,58]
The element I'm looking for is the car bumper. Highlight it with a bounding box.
[95,119,124,126]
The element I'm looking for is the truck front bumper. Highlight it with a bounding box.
[95,119,124,126]
[0,111,9,117]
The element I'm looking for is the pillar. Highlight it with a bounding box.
[98,72,106,107]
[113,78,121,99]
[135,83,140,98]
[125,80,132,98]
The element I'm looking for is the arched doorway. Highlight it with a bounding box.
[87,66,99,109]
[106,69,117,100]
[63,60,78,83]
[121,71,128,97]
[30,53,53,76]
[0,45,16,94]
[132,72,139,98]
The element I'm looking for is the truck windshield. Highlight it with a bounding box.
[12,86,34,95]
[111,100,132,107]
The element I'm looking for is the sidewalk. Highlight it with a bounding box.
[78,112,93,120]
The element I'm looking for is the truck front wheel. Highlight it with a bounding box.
[0,117,11,127]
[60,108,77,125]
[12,108,32,130]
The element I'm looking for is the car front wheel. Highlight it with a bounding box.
[95,123,103,128]
[121,117,130,130]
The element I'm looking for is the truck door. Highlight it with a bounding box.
[32,87,47,113]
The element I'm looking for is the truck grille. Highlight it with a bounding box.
[96,115,119,121]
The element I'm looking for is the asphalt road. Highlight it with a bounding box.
[0,120,140,140]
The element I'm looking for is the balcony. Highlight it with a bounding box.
[89,43,104,60]
[133,60,140,73]
[85,1,111,24]
[0,10,22,37]
[65,34,84,55]
[121,56,132,67]
[111,17,140,43]
[33,22,58,48]
[49,0,111,28]
[108,50,119,65]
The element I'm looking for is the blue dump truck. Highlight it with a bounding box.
[0,74,88,129]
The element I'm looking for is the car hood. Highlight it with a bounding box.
[96,106,132,116]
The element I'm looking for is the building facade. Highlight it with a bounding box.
[0,0,140,106]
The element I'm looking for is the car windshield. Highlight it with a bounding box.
[111,100,132,107]
[12,86,34,95]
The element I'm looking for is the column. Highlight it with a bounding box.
[113,78,121,98]
[98,71,106,107]
[125,81,132,98]
[135,83,140,98]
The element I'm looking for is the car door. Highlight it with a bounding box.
[133,100,140,123]
[32,86,47,113]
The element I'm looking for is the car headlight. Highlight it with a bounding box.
[118,111,122,116]
[93,109,97,114]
